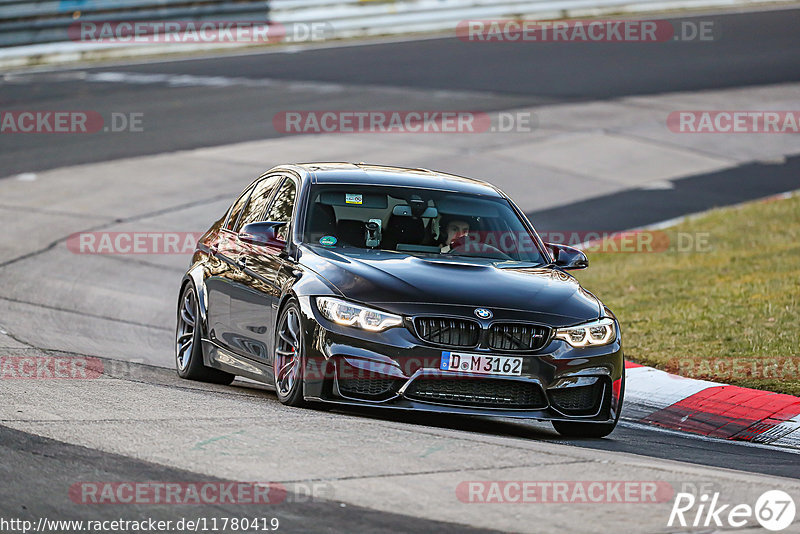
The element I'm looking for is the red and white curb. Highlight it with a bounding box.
[623,362,800,449]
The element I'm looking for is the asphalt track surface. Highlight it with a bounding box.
[334,407,800,479]
[528,154,800,232]
[0,424,502,533]
[3,383,800,529]
[1,8,800,177]
[2,7,800,533]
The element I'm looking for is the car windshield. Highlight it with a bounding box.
[302,184,548,265]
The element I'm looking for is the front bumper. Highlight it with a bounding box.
[297,298,624,423]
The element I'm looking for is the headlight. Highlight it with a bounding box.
[555,318,615,347]
[315,297,403,332]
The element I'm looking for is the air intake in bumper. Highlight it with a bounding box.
[335,359,402,400]
[404,377,547,409]
[548,380,606,415]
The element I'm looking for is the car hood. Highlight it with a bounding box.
[300,246,602,324]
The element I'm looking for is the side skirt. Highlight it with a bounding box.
[202,338,275,388]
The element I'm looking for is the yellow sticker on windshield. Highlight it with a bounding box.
[345,193,363,205]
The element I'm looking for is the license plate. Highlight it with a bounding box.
[439,351,523,376]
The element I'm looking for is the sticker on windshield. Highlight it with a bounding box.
[345,193,363,205]
[319,235,337,246]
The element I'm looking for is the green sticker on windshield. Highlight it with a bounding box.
[319,235,337,246]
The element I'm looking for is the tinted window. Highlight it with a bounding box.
[264,179,297,241]
[225,184,254,232]
[235,175,283,232]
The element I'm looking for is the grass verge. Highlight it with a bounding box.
[574,191,800,396]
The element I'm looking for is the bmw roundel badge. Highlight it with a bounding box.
[474,308,493,319]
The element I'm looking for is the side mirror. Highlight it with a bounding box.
[238,221,287,248]
[546,242,588,270]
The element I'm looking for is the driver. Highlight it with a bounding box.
[439,216,471,253]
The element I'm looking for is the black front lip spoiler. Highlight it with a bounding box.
[314,364,616,422]
[304,394,615,423]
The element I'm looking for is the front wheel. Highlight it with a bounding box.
[176,282,235,385]
[273,300,306,407]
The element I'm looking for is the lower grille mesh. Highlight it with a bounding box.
[339,377,398,397]
[548,382,604,414]
[405,378,546,408]
[336,361,401,399]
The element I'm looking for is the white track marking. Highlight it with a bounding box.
[623,365,721,421]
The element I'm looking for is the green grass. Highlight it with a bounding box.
[573,192,800,396]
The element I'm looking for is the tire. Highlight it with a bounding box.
[176,282,235,385]
[273,300,306,407]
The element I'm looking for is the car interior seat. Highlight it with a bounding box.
[382,215,426,250]
[337,219,367,247]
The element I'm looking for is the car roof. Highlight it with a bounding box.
[276,162,504,197]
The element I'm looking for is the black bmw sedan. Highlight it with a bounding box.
[176,163,624,437]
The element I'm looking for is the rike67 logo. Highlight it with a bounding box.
[668,490,796,531]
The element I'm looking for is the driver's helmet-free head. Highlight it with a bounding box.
[437,214,476,245]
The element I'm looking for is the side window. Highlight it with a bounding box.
[264,179,297,242]
[235,175,283,232]
[224,184,255,232]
